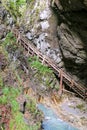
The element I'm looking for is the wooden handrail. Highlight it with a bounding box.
[12,28,87,99]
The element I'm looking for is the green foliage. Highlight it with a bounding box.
[0,87,20,109]
[10,112,29,130]
[27,0,34,3]
[28,56,59,90]
[0,45,9,61]
[10,111,40,130]
[0,84,41,129]
[2,0,26,19]
[11,100,19,112]
[26,95,42,116]
[3,32,17,50]
[76,104,84,110]
[2,87,9,95]
[26,96,37,114]
[0,87,9,104]
[0,86,20,105]
[25,96,42,130]
[0,95,7,104]
[2,32,18,57]
[16,0,26,5]
[3,32,16,46]
[28,123,41,130]
[0,77,3,88]
[9,87,20,99]
[10,95,41,130]
[28,56,53,76]
[0,36,42,130]
[0,86,29,129]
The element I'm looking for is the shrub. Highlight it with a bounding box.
[10,112,29,130]
[2,0,26,19]
[28,56,53,76]
[0,87,20,106]
[3,32,16,46]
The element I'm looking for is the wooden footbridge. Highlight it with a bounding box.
[12,28,87,100]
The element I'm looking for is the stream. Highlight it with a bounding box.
[38,104,79,130]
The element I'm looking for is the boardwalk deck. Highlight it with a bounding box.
[12,28,87,100]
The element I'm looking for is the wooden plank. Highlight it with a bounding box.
[12,28,87,99]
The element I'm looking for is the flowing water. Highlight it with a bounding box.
[38,104,79,130]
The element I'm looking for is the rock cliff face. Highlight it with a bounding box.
[21,0,87,86]
[52,0,87,11]
[1,0,87,86]
[22,0,64,68]
[52,0,87,84]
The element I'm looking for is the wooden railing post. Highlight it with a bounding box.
[71,79,74,87]
[42,55,45,65]
[26,46,29,56]
[12,28,87,99]
[16,32,20,44]
[58,70,63,97]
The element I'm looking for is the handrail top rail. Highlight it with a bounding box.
[12,28,87,98]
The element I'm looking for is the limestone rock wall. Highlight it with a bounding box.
[20,0,87,85]
[52,0,87,84]
[52,0,87,11]
[22,0,64,68]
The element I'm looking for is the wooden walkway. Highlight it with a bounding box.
[12,28,87,100]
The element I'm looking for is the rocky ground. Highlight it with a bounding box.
[43,94,87,130]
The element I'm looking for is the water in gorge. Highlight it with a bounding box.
[38,104,79,130]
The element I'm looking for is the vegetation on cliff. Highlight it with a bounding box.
[0,32,43,130]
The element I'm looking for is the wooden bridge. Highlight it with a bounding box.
[12,28,87,100]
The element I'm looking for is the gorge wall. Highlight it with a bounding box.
[52,0,87,84]
[21,0,87,86]
[1,0,87,87]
